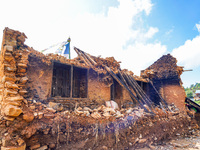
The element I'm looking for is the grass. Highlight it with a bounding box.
[194,100,200,105]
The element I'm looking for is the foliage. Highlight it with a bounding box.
[185,83,200,98]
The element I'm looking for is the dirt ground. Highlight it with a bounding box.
[135,113,200,150]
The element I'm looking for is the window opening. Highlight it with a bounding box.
[72,67,88,98]
[51,62,71,97]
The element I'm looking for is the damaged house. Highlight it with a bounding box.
[0,28,192,150]
[0,28,186,116]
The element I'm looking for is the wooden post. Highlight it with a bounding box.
[70,65,73,98]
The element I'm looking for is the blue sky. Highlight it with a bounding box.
[0,0,199,87]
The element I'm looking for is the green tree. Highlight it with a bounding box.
[187,91,193,98]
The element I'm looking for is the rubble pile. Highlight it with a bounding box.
[0,100,198,150]
[28,48,89,68]
[92,56,121,74]
[121,69,148,83]
[0,27,198,150]
[141,54,183,80]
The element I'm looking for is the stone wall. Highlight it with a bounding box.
[0,28,28,121]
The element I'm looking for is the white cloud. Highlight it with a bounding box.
[119,42,167,74]
[67,0,165,75]
[144,27,159,39]
[0,0,166,75]
[171,35,200,69]
[196,24,200,33]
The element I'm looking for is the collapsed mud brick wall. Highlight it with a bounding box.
[0,28,28,121]
[141,54,186,111]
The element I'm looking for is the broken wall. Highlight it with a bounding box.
[0,28,28,120]
[143,54,186,111]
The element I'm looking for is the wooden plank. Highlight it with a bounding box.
[74,48,92,67]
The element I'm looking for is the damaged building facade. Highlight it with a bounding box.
[0,28,186,117]
[0,28,191,150]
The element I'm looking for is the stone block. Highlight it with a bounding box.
[4,56,14,62]
[5,96,24,101]
[5,40,17,47]
[91,112,101,119]
[6,101,21,106]
[3,116,15,121]
[23,113,34,122]
[1,144,26,150]
[48,102,63,111]
[5,67,16,72]
[29,143,40,150]
[4,105,22,117]
[5,82,19,89]
[4,45,13,52]
[17,69,26,73]
[2,76,16,83]
[17,63,27,68]
[5,89,18,96]
[35,145,48,150]
[19,90,27,96]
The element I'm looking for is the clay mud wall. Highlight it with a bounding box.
[143,54,186,111]
[26,55,53,101]
[88,69,111,104]
[159,79,186,111]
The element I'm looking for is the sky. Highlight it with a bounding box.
[0,0,200,88]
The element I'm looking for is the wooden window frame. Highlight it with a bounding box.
[51,62,88,99]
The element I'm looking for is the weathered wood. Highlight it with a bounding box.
[74,47,154,113]
[74,48,92,67]
[103,66,150,112]
[126,73,153,107]
[80,50,97,65]
[122,72,149,107]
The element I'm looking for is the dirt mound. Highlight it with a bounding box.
[0,101,198,150]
